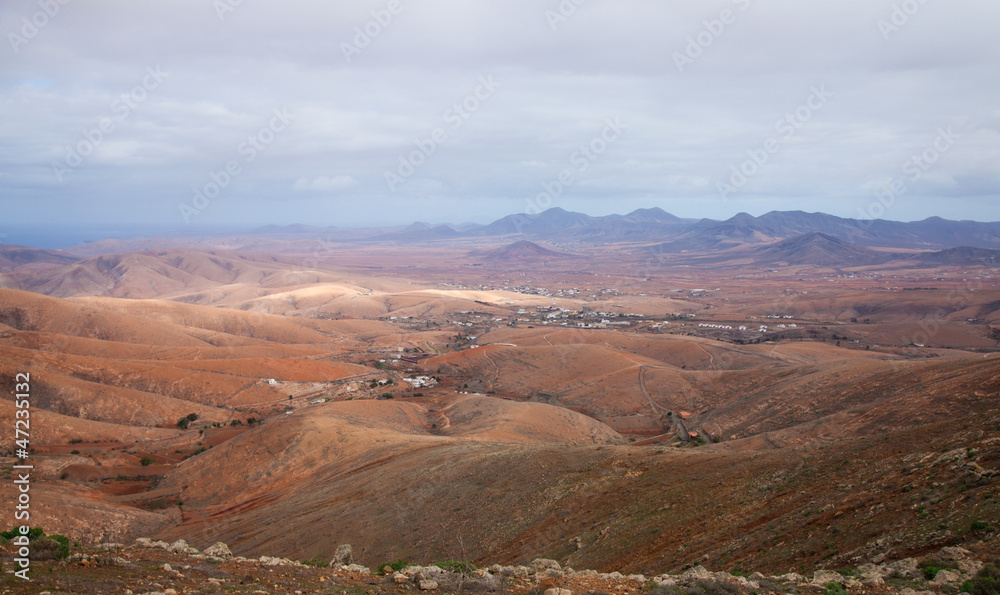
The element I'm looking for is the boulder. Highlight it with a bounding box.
[930,569,962,585]
[419,580,439,591]
[959,559,984,575]
[531,559,561,574]
[812,570,844,586]
[331,544,353,566]
[342,564,371,575]
[499,565,530,579]
[166,539,198,555]
[680,566,712,582]
[937,546,971,561]
[203,542,232,559]
[885,558,920,578]
[393,572,410,584]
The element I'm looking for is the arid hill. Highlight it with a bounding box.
[0,244,79,272]
[2,227,999,579]
[479,240,578,262]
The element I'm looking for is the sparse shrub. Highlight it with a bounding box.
[961,564,1000,595]
[70,450,80,455]
[177,417,190,430]
[824,582,847,595]
[69,438,83,444]
[302,558,329,568]
[139,456,153,466]
[972,520,994,532]
[382,393,393,399]
[231,419,243,426]
[919,558,955,580]
[30,536,67,561]
[435,560,477,574]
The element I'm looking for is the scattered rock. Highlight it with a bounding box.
[419,580,439,591]
[331,543,353,566]
[166,539,198,555]
[203,542,233,559]
[393,572,411,584]
[544,589,572,595]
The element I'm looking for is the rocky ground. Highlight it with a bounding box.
[2,538,997,595]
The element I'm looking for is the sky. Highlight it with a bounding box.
[1,0,999,241]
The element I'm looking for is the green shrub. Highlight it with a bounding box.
[302,558,329,568]
[961,564,1000,595]
[824,582,847,595]
[139,456,154,466]
[972,520,994,532]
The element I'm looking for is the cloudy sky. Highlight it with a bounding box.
[1,0,998,240]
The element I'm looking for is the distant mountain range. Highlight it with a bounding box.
[371,208,1000,251]
[10,208,1000,258]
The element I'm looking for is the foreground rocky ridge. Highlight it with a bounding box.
[2,537,997,595]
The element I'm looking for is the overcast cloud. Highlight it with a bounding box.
[1,0,998,236]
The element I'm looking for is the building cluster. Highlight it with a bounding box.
[402,376,437,388]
